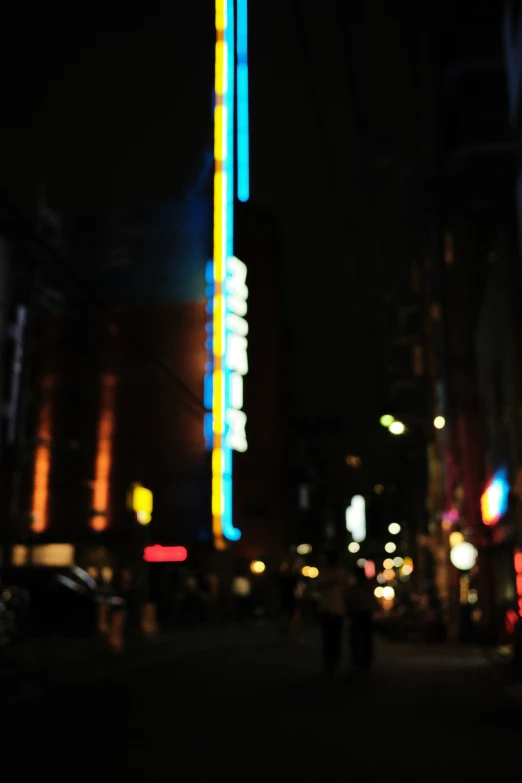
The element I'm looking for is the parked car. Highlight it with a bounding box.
[0,565,123,638]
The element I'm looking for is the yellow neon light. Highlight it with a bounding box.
[214,107,224,160]
[213,295,224,355]
[212,0,227,549]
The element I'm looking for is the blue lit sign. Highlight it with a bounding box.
[236,0,250,202]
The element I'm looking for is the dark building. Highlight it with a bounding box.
[415,0,520,642]
[0,3,288,581]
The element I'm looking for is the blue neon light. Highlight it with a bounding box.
[236,0,250,202]
[491,468,510,518]
[204,413,213,450]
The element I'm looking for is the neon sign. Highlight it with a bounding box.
[128,483,153,526]
[204,0,249,549]
[480,468,509,526]
[236,0,250,202]
[514,551,522,616]
[144,545,187,563]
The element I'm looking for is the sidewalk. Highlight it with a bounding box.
[0,621,272,700]
[481,643,522,709]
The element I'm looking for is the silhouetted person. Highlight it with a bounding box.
[278,559,299,641]
[346,568,380,670]
[231,572,252,624]
[315,551,348,675]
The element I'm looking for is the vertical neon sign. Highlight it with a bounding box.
[208,0,246,549]
[237,0,250,202]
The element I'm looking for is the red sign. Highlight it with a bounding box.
[144,545,188,563]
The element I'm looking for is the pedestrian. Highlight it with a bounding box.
[278,559,299,641]
[345,567,380,671]
[231,571,252,624]
[314,551,349,676]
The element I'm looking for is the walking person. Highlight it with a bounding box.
[278,558,301,642]
[314,551,348,676]
[345,567,380,671]
[231,570,252,625]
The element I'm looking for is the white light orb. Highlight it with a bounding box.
[384,542,397,554]
[450,542,478,571]
[434,416,446,430]
[374,587,384,598]
[296,543,312,555]
[393,557,404,568]
[348,542,360,554]
[388,523,401,535]
[382,586,395,600]
[389,421,406,435]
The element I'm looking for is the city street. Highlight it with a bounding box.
[6,624,522,780]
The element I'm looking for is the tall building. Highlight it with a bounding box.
[2,1,287,577]
[421,0,518,642]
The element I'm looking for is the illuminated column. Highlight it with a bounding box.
[30,379,54,533]
[91,374,117,531]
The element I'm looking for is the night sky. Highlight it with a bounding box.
[0,1,435,473]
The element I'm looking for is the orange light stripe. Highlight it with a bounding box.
[31,384,53,533]
[92,376,116,531]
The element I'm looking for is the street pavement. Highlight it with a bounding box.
[5,622,522,780]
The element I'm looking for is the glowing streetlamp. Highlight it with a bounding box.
[389,421,406,435]
[450,542,477,571]
[434,415,446,430]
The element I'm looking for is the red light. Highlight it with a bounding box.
[519,598,522,617]
[364,560,376,579]
[506,608,519,634]
[517,573,522,597]
[515,552,522,575]
[144,545,187,563]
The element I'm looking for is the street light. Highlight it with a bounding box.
[389,421,406,435]
[434,415,446,430]
[384,541,397,553]
[450,542,477,571]
[388,522,401,535]
[250,560,266,574]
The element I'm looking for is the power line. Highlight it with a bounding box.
[0,205,206,419]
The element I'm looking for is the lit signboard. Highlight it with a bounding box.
[128,483,153,526]
[346,495,366,543]
[144,545,188,563]
[204,0,250,550]
[514,551,522,616]
[481,468,509,526]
